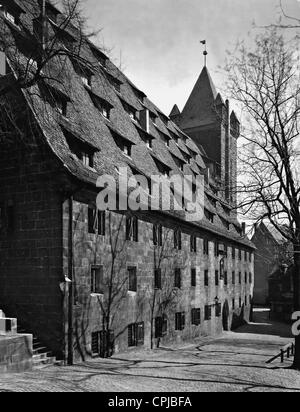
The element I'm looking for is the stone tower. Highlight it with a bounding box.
[170,67,240,206]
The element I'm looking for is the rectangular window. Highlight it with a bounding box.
[245,272,248,284]
[249,272,252,284]
[128,267,137,292]
[91,265,104,294]
[153,224,163,246]
[205,305,212,321]
[215,270,219,286]
[204,270,209,287]
[239,297,242,308]
[239,249,242,260]
[203,238,209,255]
[154,268,162,290]
[91,331,100,356]
[249,253,252,262]
[244,251,247,261]
[232,299,235,310]
[239,272,242,284]
[88,208,106,235]
[232,246,236,260]
[245,295,248,306]
[191,269,196,287]
[215,303,222,317]
[175,268,181,289]
[126,216,138,242]
[232,271,236,285]
[224,271,228,286]
[128,322,144,347]
[214,241,219,257]
[190,235,197,253]
[174,229,182,250]
[175,312,185,331]
[191,308,201,326]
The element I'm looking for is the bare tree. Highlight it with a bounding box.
[225,28,300,368]
[148,226,180,350]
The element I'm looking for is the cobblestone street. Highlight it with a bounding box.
[0,309,299,392]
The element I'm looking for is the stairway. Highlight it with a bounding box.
[17,327,64,369]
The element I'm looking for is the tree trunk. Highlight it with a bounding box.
[293,246,300,369]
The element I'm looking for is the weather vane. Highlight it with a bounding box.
[200,40,207,67]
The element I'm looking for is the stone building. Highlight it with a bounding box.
[0,0,254,363]
[251,222,291,305]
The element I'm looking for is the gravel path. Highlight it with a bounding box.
[0,309,299,392]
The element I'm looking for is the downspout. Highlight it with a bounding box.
[67,196,74,365]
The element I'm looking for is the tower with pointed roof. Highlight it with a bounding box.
[170,67,240,207]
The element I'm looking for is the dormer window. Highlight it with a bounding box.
[40,82,70,117]
[90,45,108,68]
[110,128,134,158]
[62,127,98,169]
[106,72,122,93]
[171,154,185,172]
[0,1,24,27]
[81,73,92,88]
[205,209,215,224]
[120,99,138,122]
[45,0,60,24]
[149,112,157,124]
[152,155,171,177]
[135,126,154,150]
[88,90,113,120]
[158,111,169,127]
[131,85,146,104]
[71,57,94,88]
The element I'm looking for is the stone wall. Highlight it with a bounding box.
[68,200,254,360]
[0,142,64,358]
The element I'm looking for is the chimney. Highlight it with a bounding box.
[140,109,150,134]
[0,52,6,76]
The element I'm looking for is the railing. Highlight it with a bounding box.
[266,342,295,364]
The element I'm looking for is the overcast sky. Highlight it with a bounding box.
[84,0,300,115]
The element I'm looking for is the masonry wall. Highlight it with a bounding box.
[69,200,254,360]
[0,142,64,358]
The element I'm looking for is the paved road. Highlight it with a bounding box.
[0,308,299,392]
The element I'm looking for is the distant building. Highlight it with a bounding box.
[269,265,294,322]
[0,0,254,363]
[251,222,291,305]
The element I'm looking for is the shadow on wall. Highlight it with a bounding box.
[231,305,247,331]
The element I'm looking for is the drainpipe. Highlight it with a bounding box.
[67,196,74,365]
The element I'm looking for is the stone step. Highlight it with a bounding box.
[33,352,52,361]
[33,356,57,369]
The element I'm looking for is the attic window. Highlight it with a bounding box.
[171,154,185,172]
[205,209,214,223]
[45,1,60,24]
[0,2,21,26]
[88,91,113,119]
[63,128,97,168]
[158,131,171,147]
[71,57,94,88]
[135,127,154,149]
[158,112,169,127]
[121,99,138,122]
[110,129,134,158]
[152,155,171,177]
[90,46,108,68]
[149,112,157,124]
[131,86,146,104]
[106,72,122,93]
[40,83,70,117]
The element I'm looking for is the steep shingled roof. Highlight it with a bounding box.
[0,0,254,249]
[179,66,219,130]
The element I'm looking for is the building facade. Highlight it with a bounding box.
[251,222,291,305]
[0,0,254,363]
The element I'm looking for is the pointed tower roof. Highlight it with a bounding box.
[179,66,219,130]
[169,104,181,117]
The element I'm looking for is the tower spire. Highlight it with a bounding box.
[200,40,207,67]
